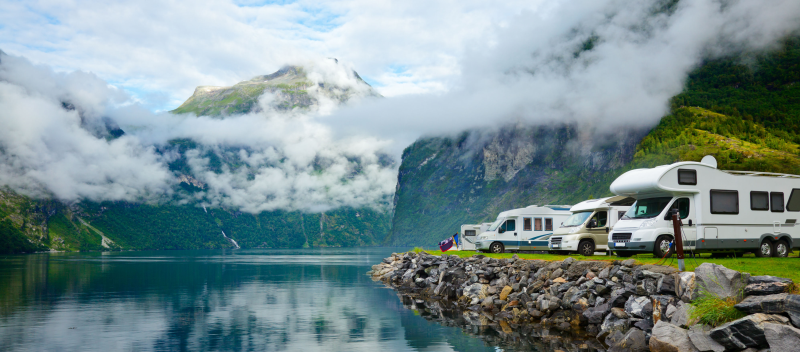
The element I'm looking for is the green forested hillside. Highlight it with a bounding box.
[0,189,391,253]
[386,37,800,247]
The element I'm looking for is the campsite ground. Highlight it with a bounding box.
[413,249,800,283]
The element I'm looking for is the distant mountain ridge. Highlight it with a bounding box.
[172,64,381,117]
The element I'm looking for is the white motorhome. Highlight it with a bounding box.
[475,205,572,253]
[548,196,634,256]
[608,156,800,258]
[459,223,491,251]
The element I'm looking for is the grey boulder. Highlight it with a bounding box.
[764,322,800,352]
[735,293,800,327]
[608,327,648,352]
[624,295,652,319]
[709,313,789,350]
[688,325,725,352]
[649,320,699,352]
[695,263,750,300]
[670,301,695,328]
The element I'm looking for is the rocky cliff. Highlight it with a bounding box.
[388,125,646,246]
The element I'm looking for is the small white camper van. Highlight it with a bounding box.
[608,156,800,258]
[475,205,572,253]
[460,223,491,251]
[548,196,634,256]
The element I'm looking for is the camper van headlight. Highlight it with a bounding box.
[568,227,580,234]
[639,218,658,229]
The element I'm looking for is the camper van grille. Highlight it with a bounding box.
[550,237,562,244]
[612,233,632,242]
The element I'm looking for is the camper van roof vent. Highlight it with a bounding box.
[701,155,718,168]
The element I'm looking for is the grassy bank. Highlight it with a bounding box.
[412,249,800,283]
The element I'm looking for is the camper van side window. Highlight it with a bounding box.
[678,169,697,185]
[751,191,769,211]
[710,190,739,214]
[524,218,532,231]
[788,189,800,212]
[506,220,516,231]
[545,218,553,231]
[534,218,543,231]
[771,192,785,213]
[618,211,626,220]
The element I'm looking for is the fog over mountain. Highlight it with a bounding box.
[1,0,800,214]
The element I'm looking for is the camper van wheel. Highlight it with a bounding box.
[755,240,774,258]
[653,236,673,259]
[774,240,789,258]
[489,242,505,254]
[578,240,595,256]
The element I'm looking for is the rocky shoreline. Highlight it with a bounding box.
[369,251,800,351]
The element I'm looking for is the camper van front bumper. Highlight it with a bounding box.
[549,238,578,251]
[608,241,656,252]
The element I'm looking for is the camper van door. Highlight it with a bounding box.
[498,217,520,249]
[586,210,609,246]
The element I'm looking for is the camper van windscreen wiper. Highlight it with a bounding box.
[622,197,673,220]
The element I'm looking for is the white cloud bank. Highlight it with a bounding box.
[0,52,396,212]
[1,0,800,214]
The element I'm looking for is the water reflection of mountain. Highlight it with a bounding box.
[0,248,502,351]
[394,293,605,352]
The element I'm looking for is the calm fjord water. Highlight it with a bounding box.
[0,248,497,352]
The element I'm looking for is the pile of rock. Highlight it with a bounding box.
[369,251,800,351]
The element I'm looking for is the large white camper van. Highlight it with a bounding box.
[475,205,572,253]
[460,223,491,251]
[548,196,634,256]
[608,156,800,258]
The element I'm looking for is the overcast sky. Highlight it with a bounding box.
[0,0,546,111]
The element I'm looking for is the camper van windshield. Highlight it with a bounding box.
[562,211,593,227]
[622,197,673,219]
[488,218,504,231]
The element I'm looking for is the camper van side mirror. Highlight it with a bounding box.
[587,219,597,229]
[498,227,505,234]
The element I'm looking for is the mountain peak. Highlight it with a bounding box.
[172,64,379,117]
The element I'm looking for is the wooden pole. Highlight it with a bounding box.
[672,212,685,271]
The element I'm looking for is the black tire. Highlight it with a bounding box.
[489,242,505,254]
[774,240,789,258]
[653,236,673,259]
[755,240,774,258]
[615,251,634,258]
[578,240,595,256]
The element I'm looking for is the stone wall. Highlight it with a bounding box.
[369,251,800,352]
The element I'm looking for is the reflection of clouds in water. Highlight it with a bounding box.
[0,249,477,352]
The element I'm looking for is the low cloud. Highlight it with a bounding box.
[0,52,396,212]
[326,0,800,152]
